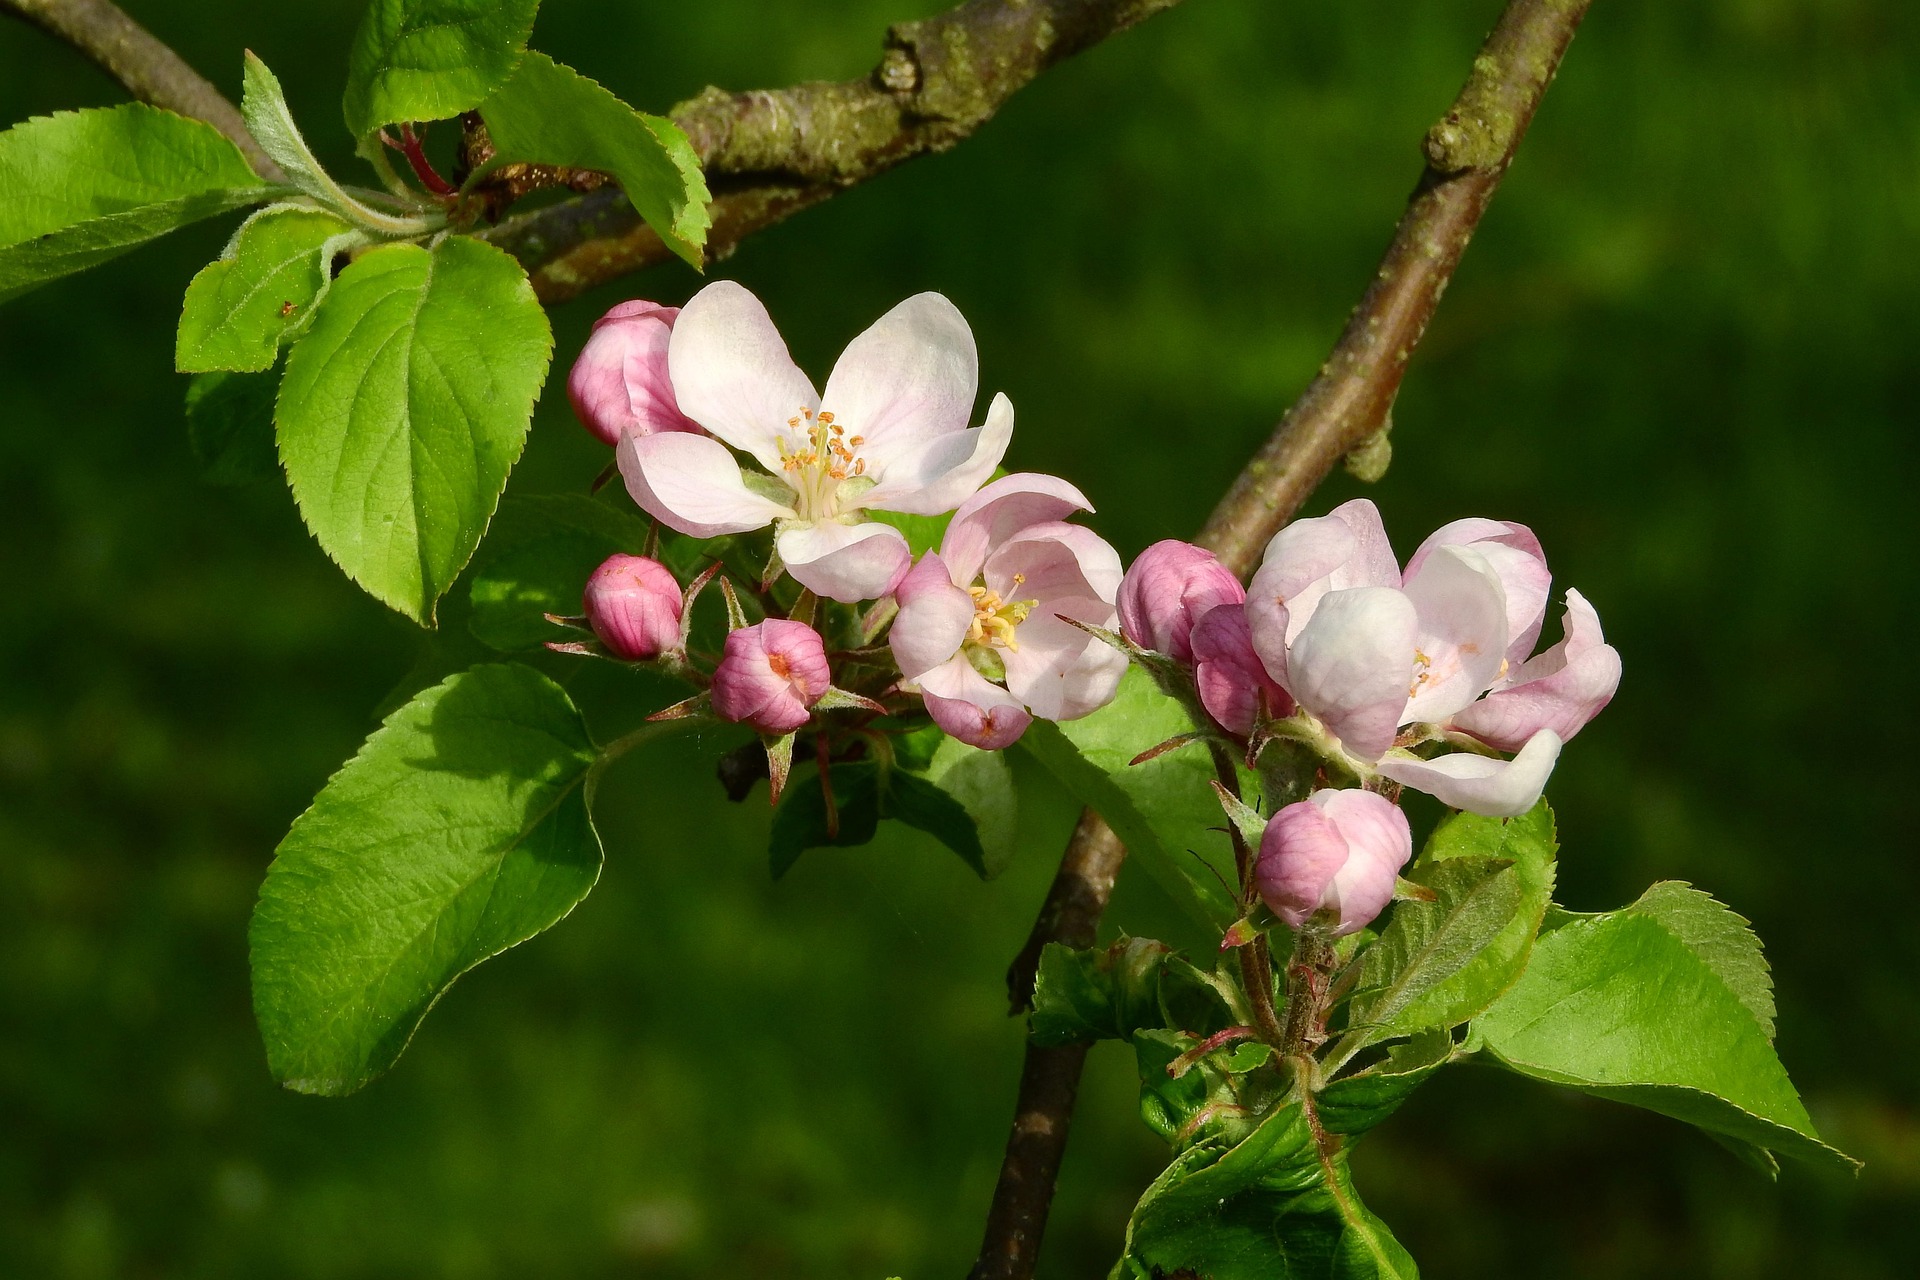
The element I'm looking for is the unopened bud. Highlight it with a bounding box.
[712,619,832,735]
[1255,789,1411,936]
[567,299,701,445]
[1191,603,1292,736]
[583,554,683,661]
[1117,540,1245,663]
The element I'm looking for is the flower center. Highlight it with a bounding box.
[776,407,867,519]
[967,575,1036,652]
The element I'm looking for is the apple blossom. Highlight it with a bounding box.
[1190,603,1291,737]
[1242,499,1620,817]
[711,619,833,735]
[619,281,1014,604]
[1255,789,1412,936]
[567,300,702,444]
[582,554,682,661]
[1117,539,1245,662]
[890,474,1128,750]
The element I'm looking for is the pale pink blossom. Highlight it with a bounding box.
[1255,789,1412,936]
[889,474,1127,749]
[1242,499,1620,817]
[1190,603,1291,737]
[1117,540,1245,663]
[567,300,702,444]
[711,619,832,735]
[582,554,681,661]
[619,281,1013,603]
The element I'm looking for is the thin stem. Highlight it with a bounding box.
[1,0,283,180]
[972,3,1594,1274]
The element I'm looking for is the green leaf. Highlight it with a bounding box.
[1473,881,1857,1176]
[249,663,602,1095]
[1031,940,1160,1046]
[177,207,355,372]
[0,105,271,303]
[478,52,711,268]
[769,742,1017,880]
[277,235,553,624]
[867,508,953,557]
[343,0,541,139]
[1351,855,1528,1043]
[1116,1093,1418,1280]
[185,369,281,486]
[1343,802,1558,1049]
[1318,1028,1455,1138]
[467,494,650,650]
[1020,666,1243,929]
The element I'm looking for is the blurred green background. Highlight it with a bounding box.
[3,0,1915,1275]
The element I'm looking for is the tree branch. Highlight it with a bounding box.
[0,0,283,180]
[970,2,1593,1276]
[484,0,1189,302]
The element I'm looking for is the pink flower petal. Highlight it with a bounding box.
[1376,729,1562,817]
[1400,544,1510,725]
[1254,799,1350,930]
[1191,603,1292,736]
[890,551,975,679]
[1000,604,1128,721]
[618,430,794,538]
[1450,589,1621,751]
[667,281,819,472]
[567,300,700,444]
[1283,586,1418,761]
[1117,540,1246,662]
[1317,789,1414,935]
[918,657,1033,749]
[774,519,912,603]
[941,473,1093,586]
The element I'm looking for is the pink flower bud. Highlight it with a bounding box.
[1117,540,1246,662]
[711,619,832,735]
[583,555,683,661]
[1191,603,1293,736]
[1255,789,1411,936]
[567,299,702,445]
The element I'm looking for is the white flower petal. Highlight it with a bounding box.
[1377,729,1563,817]
[775,519,912,603]
[1285,586,1417,761]
[1408,518,1551,669]
[667,280,818,471]
[1401,544,1510,725]
[1000,602,1128,721]
[820,292,978,467]
[857,392,1014,516]
[618,430,793,538]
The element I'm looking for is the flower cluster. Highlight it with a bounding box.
[1116,500,1620,935]
[568,281,1128,754]
[568,282,1621,939]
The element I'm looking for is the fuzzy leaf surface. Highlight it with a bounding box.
[250,663,600,1095]
[277,235,552,624]
[0,105,271,302]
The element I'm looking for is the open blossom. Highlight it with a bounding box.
[711,620,832,735]
[619,281,1013,604]
[583,554,682,661]
[1255,789,1412,936]
[1243,499,1620,817]
[568,300,702,444]
[889,474,1127,749]
[1117,540,1245,662]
